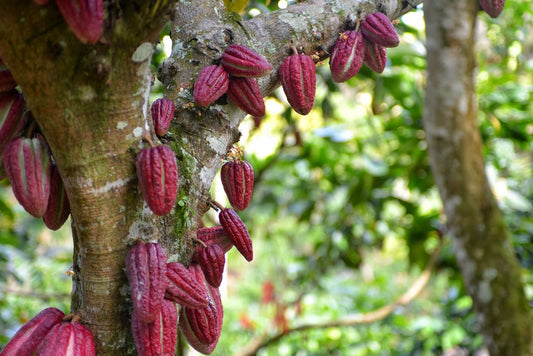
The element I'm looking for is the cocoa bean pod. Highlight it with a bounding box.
[165,262,210,309]
[279,52,316,115]
[36,320,95,356]
[226,77,265,117]
[220,44,272,78]
[220,159,254,211]
[361,12,400,48]
[136,145,178,216]
[43,163,71,230]
[219,208,253,262]
[479,0,505,18]
[0,307,64,356]
[132,299,177,356]
[3,137,52,217]
[56,0,103,44]
[197,244,226,288]
[126,242,168,323]
[0,90,25,147]
[196,226,233,253]
[363,38,387,73]
[0,57,17,93]
[329,31,365,83]
[151,98,175,136]
[194,65,230,107]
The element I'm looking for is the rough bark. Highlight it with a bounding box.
[423,1,533,354]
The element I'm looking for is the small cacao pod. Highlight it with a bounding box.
[329,31,365,83]
[0,57,17,93]
[0,307,64,356]
[0,90,25,146]
[136,144,178,216]
[363,38,387,73]
[197,244,226,288]
[226,77,265,117]
[43,163,71,230]
[151,98,175,136]
[279,52,316,115]
[126,242,168,323]
[56,0,104,44]
[3,137,52,217]
[479,0,505,18]
[219,208,253,262]
[220,159,254,211]
[196,226,233,253]
[193,65,229,107]
[36,320,95,356]
[165,262,210,309]
[361,12,400,48]
[132,299,177,356]
[220,44,272,78]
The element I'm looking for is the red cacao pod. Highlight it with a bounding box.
[194,65,229,107]
[363,38,387,73]
[126,242,168,323]
[0,57,17,93]
[43,163,71,230]
[151,98,175,136]
[192,226,233,262]
[479,0,505,18]
[226,77,265,117]
[329,31,365,83]
[219,208,253,262]
[361,12,400,48]
[0,90,25,146]
[3,137,52,217]
[132,299,177,356]
[197,244,226,288]
[36,320,95,356]
[136,145,178,216]
[220,44,272,78]
[165,262,210,309]
[279,52,316,115]
[56,0,103,44]
[220,159,254,211]
[0,307,64,356]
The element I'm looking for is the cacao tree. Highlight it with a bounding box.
[0,0,532,355]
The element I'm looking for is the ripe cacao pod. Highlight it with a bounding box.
[479,0,505,18]
[36,320,95,356]
[0,57,17,93]
[219,208,253,262]
[151,98,175,136]
[136,144,178,216]
[329,31,365,83]
[220,44,272,78]
[361,12,400,48]
[0,307,64,356]
[56,0,104,44]
[363,38,387,73]
[0,90,25,146]
[126,242,168,323]
[220,159,254,211]
[226,77,265,117]
[3,137,52,217]
[132,299,177,356]
[43,163,71,230]
[166,262,210,309]
[197,244,225,288]
[194,65,229,107]
[279,52,316,115]
[196,226,233,253]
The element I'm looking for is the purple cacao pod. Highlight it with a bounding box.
[361,12,400,48]
[279,53,316,115]
[226,77,265,117]
[194,65,229,107]
[43,163,71,230]
[220,159,254,211]
[151,98,175,136]
[329,30,365,83]
[56,0,104,44]
[132,299,177,356]
[220,44,272,78]
[479,0,505,18]
[219,208,253,262]
[363,38,387,73]
[197,244,225,288]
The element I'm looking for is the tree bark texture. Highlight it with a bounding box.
[423,1,533,355]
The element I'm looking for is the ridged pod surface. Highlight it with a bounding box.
[125,242,168,323]
[165,262,210,309]
[0,57,17,93]
[56,0,103,44]
[479,0,505,18]
[198,244,226,288]
[43,163,71,230]
[132,299,177,356]
[3,137,52,217]
[218,208,253,262]
[220,159,254,211]
[0,307,64,355]
[0,90,25,148]
[151,98,175,136]
[136,145,178,216]
[193,226,234,262]
[279,53,316,115]
[220,44,272,78]
[363,39,387,73]
[36,321,95,356]
[361,12,400,48]
[226,77,265,117]
[329,31,365,83]
[194,65,229,107]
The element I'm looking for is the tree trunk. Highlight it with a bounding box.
[423,1,533,354]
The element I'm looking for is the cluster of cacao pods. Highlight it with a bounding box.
[0,308,95,355]
[479,0,505,18]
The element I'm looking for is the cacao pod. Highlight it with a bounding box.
[363,38,387,73]
[36,320,95,356]
[279,52,316,115]
[192,226,233,262]
[132,299,177,356]
[0,90,25,147]
[218,208,253,262]
[479,0,505,18]
[136,144,178,216]
[151,97,175,136]
[197,244,226,288]
[329,31,365,83]
[220,159,254,211]
[361,12,400,48]
[3,137,52,217]
[0,307,64,356]
[0,57,17,93]
[126,242,168,323]
[43,163,71,230]
[194,65,230,107]
[56,0,104,44]
[165,262,210,309]
[226,77,265,117]
[220,44,272,78]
